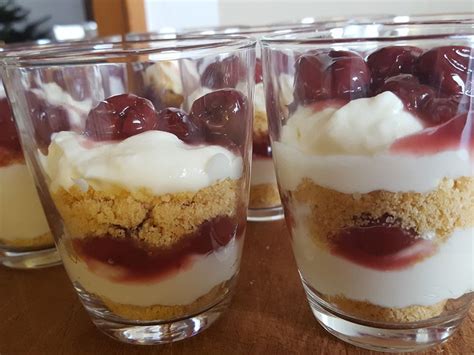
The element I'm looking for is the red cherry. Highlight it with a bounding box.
[26,92,70,148]
[293,54,326,104]
[0,97,21,151]
[294,50,369,104]
[324,50,370,100]
[201,56,243,89]
[156,107,202,144]
[367,46,422,92]
[85,101,122,140]
[255,58,263,84]
[85,94,158,141]
[378,74,435,113]
[190,89,248,147]
[121,98,158,137]
[421,95,470,126]
[416,46,473,96]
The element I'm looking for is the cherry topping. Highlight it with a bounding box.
[421,95,469,126]
[367,46,422,92]
[85,94,158,141]
[26,92,70,148]
[156,107,202,144]
[331,215,436,270]
[416,46,473,96]
[391,112,473,154]
[190,89,248,147]
[255,58,263,84]
[201,56,243,89]
[294,50,370,104]
[377,74,435,113]
[0,97,21,151]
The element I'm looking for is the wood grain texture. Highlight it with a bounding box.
[0,220,472,354]
[92,0,146,36]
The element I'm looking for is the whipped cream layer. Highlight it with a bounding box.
[275,92,472,194]
[0,164,50,241]
[291,204,474,308]
[45,131,243,195]
[251,157,277,186]
[60,238,242,306]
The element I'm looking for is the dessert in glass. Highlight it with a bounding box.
[186,25,310,221]
[2,36,255,344]
[262,23,473,351]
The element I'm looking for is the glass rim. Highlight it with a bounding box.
[183,23,316,36]
[260,22,474,45]
[2,35,256,67]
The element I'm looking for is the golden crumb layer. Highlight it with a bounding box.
[290,177,474,247]
[253,110,269,136]
[0,232,53,249]
[160,90,184,108]
[249,183,281,209]
[101,282,229,321]
[324,294,447,323]
[51,179,240,248]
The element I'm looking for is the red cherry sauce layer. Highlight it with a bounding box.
[85,90,248,151]
[330,215,436,271]
[72,214,245,283]
[0,97,24,166]
[253,134,272,158]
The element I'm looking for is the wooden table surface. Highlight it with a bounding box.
[1,220,472,354]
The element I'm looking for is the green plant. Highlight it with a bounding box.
[0,0,50,43]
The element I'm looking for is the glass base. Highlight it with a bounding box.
[247,205,284,222]
[303,280,466,352]
[0,246,61,269]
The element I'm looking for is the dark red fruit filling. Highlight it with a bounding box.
[201,55,243,89]
[331,215,436,271]
[253,134,272,158]
[294,50,370,104]
[26,92,70,148]
[367,46,422,92]
[156,107,202,144]
[377,74,435,113]
[190,89,248,147]
[391,112,473,154]
[0,97,21,152]
[73,215,244,282]
[416,46,473,96]
[85,94,158,141]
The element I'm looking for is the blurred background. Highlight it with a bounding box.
[0,0,473,43]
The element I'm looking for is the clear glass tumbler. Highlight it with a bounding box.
[184,25,313,222]
[2,36,255,344]
[262,23,473,352]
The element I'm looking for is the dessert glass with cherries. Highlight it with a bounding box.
[262,23,473,352]
[185,25,315,222]
[2,37,255,344]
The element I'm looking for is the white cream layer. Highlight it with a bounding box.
[251,157,277,186]
[60,238,242,306]
[254,82,266,114]
[0,164,50,241]
[274,142,471,194]
[291,204,474,308]
[45,131,243,195]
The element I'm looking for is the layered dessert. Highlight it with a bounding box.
[43,90,249,321]
[250,59,281,209]
[190,56,281,210]
[275,46,473,323]
[0,85,52,249]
